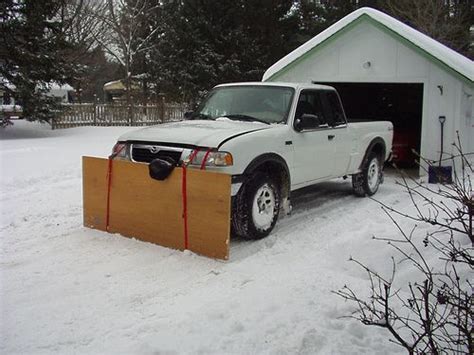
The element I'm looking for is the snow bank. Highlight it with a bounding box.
[1,121,452,354]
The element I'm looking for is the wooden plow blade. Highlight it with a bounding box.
[82,156,231,260]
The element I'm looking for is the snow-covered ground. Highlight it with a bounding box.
[0,121,440,354]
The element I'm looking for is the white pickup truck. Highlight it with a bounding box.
[113,82,393,239]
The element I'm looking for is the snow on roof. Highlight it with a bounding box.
[47,83,74,91]
[103,80,123,90]
[1,79,74,92]
[263,7,474,83]
[0,77,16,91]
[215,81,336,91]
[103,79,142,91]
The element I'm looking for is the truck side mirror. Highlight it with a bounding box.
[294,118,303,132]
[295,114,321,132]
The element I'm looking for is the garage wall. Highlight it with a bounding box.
[421,68,459,170]
[460,85,474,163]
[267,19,473,174]
[270,21,431,84]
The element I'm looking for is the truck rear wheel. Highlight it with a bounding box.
[352,152,382,197]
[232,172,280,240]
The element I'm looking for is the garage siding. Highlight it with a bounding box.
[269,21,432,84]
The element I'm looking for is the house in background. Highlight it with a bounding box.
[103,75,154,104]
[0,79,22,119]
[103,79,134,103]
[103,79,149,104]
[1,79,75,105]
[46,83,75,104]
[1,79,75,118]
[263,7,473,173]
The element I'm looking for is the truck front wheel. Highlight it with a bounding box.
[352,152,383,197]
[232,172,280,240]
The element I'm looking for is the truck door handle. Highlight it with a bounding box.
[328,135,335,140]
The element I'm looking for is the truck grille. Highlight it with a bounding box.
[131,145,183,163]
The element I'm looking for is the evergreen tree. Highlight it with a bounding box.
[295,0,383,42]
[72,47,122,103]
[0,0,75,123]
[296,0,473,59]
[150,0,298,104]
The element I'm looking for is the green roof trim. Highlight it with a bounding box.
[265,14,473,87]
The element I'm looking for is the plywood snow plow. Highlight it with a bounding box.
[82,156,231,260]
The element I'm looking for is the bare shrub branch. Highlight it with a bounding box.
[335,137,473,353]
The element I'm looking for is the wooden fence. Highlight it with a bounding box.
[52,102,188,129]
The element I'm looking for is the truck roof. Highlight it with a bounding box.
[214,82,336,91]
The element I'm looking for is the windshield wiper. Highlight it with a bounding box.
[223,114,270,125]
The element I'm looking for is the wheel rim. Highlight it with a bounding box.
[252,183,276,231]
[367,158,380,192]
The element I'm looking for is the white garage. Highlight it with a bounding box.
[263,7,473,174]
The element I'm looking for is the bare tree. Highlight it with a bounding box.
[335,137,473,354]
[55,0,105,102]
[60,0,103,57]
[87,0,161,107]
[384,0,473,58]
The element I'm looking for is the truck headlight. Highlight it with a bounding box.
[186,150,233,167]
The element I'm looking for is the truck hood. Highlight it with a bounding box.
[118,119,272,147]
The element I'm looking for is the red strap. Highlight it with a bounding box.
[181,148,200,250]
[105,158,113,232]
[200,149,212,170]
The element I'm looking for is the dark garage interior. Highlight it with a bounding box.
[314,82,424,167]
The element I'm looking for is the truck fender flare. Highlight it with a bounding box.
[359,137,386,170]
[243,153,290,182]
[242,153,291,209]
[237,154,291,203]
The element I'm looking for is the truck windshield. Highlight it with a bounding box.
[195,85,295,124]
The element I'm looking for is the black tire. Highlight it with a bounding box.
[232,171,280,240]
[352,152,383,197]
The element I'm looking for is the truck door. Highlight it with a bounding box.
[291,90,337,185]
[320,90,352,176]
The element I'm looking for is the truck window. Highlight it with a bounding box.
[295,90,329,129]
[198,86,295,124]
[321,91,346,126]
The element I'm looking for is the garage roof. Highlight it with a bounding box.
[263,7,474,84]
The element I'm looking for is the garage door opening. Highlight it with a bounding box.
[313,82,424,167]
